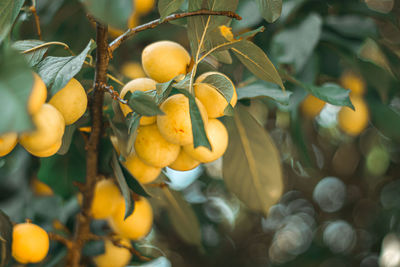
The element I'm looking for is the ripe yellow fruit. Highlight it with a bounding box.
[19,104,65,152]
[194,72,238,118]
[300,94,326,118]
[32,179,53,196]
[340,71,366,96]
[91,179,121,219]
[12,223,49,264]
[142,41,191,83]
[183,119,228,163]
[0,132,18,157]
[49,78,87,125]
[338,96,369,136]
[169,148,200,171]
[119,78,157,125]
[28,73,47,114]
[134,124,180,167]
[121,62,146,80]
[125,154,161,184]
[157,94,208,145]
[25,139,62,158]
[94,238,132,267]
[134,0,155,14]
[109,197,153,240]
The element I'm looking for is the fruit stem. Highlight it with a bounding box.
[66,21,109,267]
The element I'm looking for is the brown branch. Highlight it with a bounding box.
[66,22,110,267]
[48,233,73,248]
[97,82,128,104]
[29,5,42,40]
[109,9,242,53]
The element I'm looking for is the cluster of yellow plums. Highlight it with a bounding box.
[300,71,369,136]
[119,40,237,185]
[0,74,87,158]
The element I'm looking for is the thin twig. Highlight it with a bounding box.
[109,9,242,53]
[30,1,42,40]
[22,41,72,54]
[48,232,73,248]
[96,82,127,104]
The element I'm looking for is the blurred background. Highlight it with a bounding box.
[2,0,400,266]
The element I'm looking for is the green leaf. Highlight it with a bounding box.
[222,105,284,214]
[99,137,114,175]
[236,26,265,40]
[12,40,47,66]
[325,15,377,39]
[367,96,400,143]
[158,185,202,246]
[57,125,77,155]
[304,82,354,109]
[271,13,322,73]
[173,89,211,149]
[158,0,185,20]
[0,210,12,267]
[255,0,282,23]
[81,0,133,29]
[128,256,172,267]
[0,44,34,134]
[187,0,239,56]
[124,91,164,116]
[82,240,105,257]
[0,0,24,43]
[120,163,152,198]
[230,40,284,89]
[237,82,292,105]
[111,152,134,219]
[38,136,86,199]
[156,79,175,104]
[201,72,235,103]
[37,40,96,96]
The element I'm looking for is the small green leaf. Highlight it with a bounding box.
[0,210,12,267]
[158,0,185,20]
[237,82,292,104]
[124,91,164,117]
[222,105,284,214]
[82,240,105,257]
[255,0,282,23]
[57,125,77,155]
[82,0,133,29]
[201,72,235,103]
[156,79,175,104]
[0,0,25,43]
[224,104,235,116]
[120,163,152,198]
[236,26,265,40]
[174,74,192,90]
[0,44,34,134]
[304,82,354,109]
[38,136,86,199]
[271,13,322,73]
[173,89,211,149]
[111,152,134,219]
[37,40,96,96]
[12,40,47,66]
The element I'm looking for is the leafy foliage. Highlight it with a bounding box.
[12,40,47,67]
[255,0,282,23]
[0,0,24,43]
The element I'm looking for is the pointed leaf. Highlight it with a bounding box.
[57,125,77,155]
[222,105,284,214]
[124,91,164,116]
[0,210,12,267]
[255,0,282,23]
[0,45,34,134]
[237,82,292,104]
[111,152,135,219]
[271,13,322,73]
[156,79,175,104]
[12,40,47,66]
[37,40,96,96]
[173,89,211,149]
[230,40,284,89]
[158,0,185,20]
[0,0,24,43]
[201,72,234,103]
[304,82,354,109]
[120,163,152,198]
[159,186,202,246]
